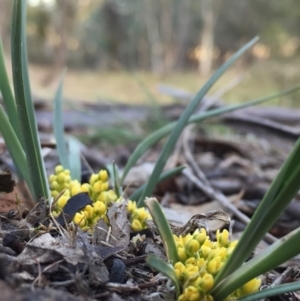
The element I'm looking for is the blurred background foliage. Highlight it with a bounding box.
[0,0,299,104]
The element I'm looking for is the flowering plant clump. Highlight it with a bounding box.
[48,165,151,231]
[173,228,261,301]
[127,200,152,231]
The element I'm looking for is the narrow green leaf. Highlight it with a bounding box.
[129,165,185,201]
[237,282,300,301]
[0,104,33,194]
[146,254,180,297]
[212,227,300,300]
[11,0,49,200]
[213,137,300,289]
[53,70,70,171]
[67,136,82,181]
[113,161,122,198]
[145,197,179,263]
[0,38,22,143]
[137,37,259,206]
[121,84,300,186]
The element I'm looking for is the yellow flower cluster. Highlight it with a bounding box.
[173,228,261,301]
[127,200,152,231]
[49,165,117,230]
[49,166,151,231]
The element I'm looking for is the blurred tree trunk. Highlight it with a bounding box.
[160,0,174,73]
[143,0,164,75]
[199,0,214,75]
[174,0,192,70]
[0,0,13,51]
[42,0,78,86]
[198,0,223,75]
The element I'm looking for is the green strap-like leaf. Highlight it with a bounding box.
[67,136,82,181]
[0,105,33,193]
[53,70,70,171]
[11,0,49,200]
[0,38,22,143]
[146,254,180,297]
[213,137,300,296]
[145,197,179,263]
[237,282,300,301]
[137,37,259,206]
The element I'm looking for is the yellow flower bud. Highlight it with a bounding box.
[217,229,230,247]
[71,185,81,196]
[127,200,137,213]
[93,201,106,216]
[207,256,222,275]
[186,239,200,255]
[83,205,94,219]
[99,170,108,182]
[64,174,71,183]
[101,182,109,191]
[240,278,261,295]
[185,265,199,279]
[49,174,56,183]
[107,190,117,202]
[73,212,87,228]
[183,286,200,301]
[93,181,103,193]
[55,165,64,174]
[216,247,227,260]
[97,191,107,203]
[51,210,60,218]
[89,173,99,185]
[200,273,214,292]
[51,190,59,198]
[131,219,143,231]
[174,262,186,279]
[194,228,207,245]
[196,258,206,270]
[177,247,188,262]
[81,183,92,194]
[185,257,196,266]
[57,195,69,208]
[135,208,149,222]
[183,234,193,247]
[51,181,60,191]
[201,245,211,258]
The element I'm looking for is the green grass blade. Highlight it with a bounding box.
[121,85,300,185]
[129,165,185,201]
[213,227,300,300]
[137,37,259,206]
[67,136,82,181]
[113,161,122,198]
[11,0,49,200]
[0,38,23,143]
[146,254,180,297]
[0,104,33,194]
[237,282,300,301]
[213,137,300,289]
[145,197,179,263]
[53,70,70,171]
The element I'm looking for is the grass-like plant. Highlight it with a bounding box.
[145,134,300,300]
[1,2,300,300]
[0,0,49,201]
